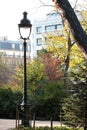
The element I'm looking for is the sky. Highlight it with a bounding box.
[0,0,86,40]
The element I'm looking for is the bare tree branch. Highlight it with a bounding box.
[39,0,54,7]
[73,0,78,9]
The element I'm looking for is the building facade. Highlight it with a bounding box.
[32,12,63,58]
[31,10,83,58]
[0,37,31,64]
[0,11,82,61]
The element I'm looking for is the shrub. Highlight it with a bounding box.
[13,126,83,130]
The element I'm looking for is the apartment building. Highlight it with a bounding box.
[32,11,63,58]
[0,37,31,64]
[31,10,83,58]
[0,11,82,61]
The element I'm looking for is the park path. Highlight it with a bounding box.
[0,119,15,130]
[0,119,62,130]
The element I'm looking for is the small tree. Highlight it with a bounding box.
[62,59,87,130]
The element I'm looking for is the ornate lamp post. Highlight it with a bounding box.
[18,11,32,127]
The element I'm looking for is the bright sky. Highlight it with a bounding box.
[0,0,86,40]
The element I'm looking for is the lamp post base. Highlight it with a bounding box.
[19,104,31,128]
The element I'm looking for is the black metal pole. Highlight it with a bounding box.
[23,40,28,127]
[18,11,32,128]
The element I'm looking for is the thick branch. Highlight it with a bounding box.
[52,0,87,58]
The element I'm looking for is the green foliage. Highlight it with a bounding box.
[10,64,24,91]
[0,58,11,87]
[20,55,65,120]
[31,80,67,120]
[13,126,82,130]
[26,59,45,105]
[62,59,87,128]
[0,87,22,118]
[0,55,22,90]
[27,59,45,85]
[81,11,87,33]
[9,52,66,120]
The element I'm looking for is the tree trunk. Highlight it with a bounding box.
[52,0,87,58]
[84,126,87,130]
[64,31,72,86]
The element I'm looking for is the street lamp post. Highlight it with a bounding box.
[18,11,32,127]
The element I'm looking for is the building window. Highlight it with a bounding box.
[56,24,63,30]
[0,42,12,50]
[45,24,62,32]
[45,25,55,32]
[36,38,42,46]
[15,44,20,51]
[36,27,42,34]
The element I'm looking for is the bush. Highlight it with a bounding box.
[0,88,22,119]
[13,126,83,130]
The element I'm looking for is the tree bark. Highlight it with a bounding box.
[64,31,72,86]
[52,0,87,58]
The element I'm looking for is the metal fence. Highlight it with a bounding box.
[15,106,61,130]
